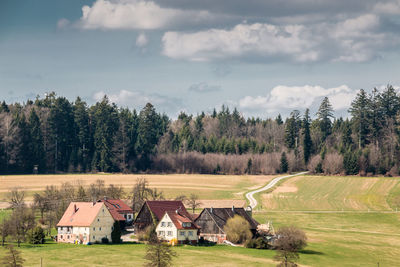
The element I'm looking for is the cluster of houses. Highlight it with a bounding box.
[56,197,260,245]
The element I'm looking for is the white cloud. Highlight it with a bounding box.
[93,89,182,113]
[374,0,400,14]
[57,18,70,29]
[79,0,214,30]
[188,82,221,93]
[239,85,357,113]
[162,14,399,63]
[162,23,319,62]
[136,33,148,47]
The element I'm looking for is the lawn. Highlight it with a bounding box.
[0,242,278,267]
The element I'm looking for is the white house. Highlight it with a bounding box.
[156,210,199,244]
[57,202,115,244]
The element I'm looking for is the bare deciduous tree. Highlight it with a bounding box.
[274,226,307,267]
[7,188,25,210]
[186,194,201,214]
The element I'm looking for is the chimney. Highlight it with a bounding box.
[232,205,235,212]
[104,196,107,201]
[74,204,78,213]
[210,207,213,214]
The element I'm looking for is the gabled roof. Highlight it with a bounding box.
[146,201,191,221]
[164,211,199,230]
[196,207,259,231]
[99,199,133,221]
[57,202,110,227]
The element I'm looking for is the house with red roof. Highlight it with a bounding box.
[156,210,199,244]
[134,200,193,232]
[99,198,134,228]
[56,202,115,244]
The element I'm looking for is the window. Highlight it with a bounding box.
[60,235,63,239]
[128,215,131,219]
[67,235,70,239]
[93,236,95,240]
[97,218,100,222]
[161,222,166,227]
[167,231,172,236]
[124,214,127,219]
[182,222,191,227]
[188,231,193,236]
[99,227,102,231]
[93,227,96,231]
[158,231,165,236]
[180,232,185,236]
[167,222,172,227]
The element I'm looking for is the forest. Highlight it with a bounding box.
[0,85,399,176]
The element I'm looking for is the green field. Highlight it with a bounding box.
[1,174,400,266]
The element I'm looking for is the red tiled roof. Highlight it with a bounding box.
[57,202,108,227]
[146,201,191,221]
[99,199,132,221]
[165,211,199,230]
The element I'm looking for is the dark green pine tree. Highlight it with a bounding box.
[91,96,119,172]
[73,97,91,172]
[285,110,301,149]
[275,114,283,125]
[0,101,9,113]
[48,97,75,172]
[379,85,400,119]
[111,221,121,244]
[113,108,138,173]
[368,88,383,145]
[343,149,359,175]
[280,152,289,173]
[349,89,371,149]
[15,113,31,173]
[28,109,45,173]
[136,103,161,170]
[316,97,334,141]
[302,109,312,164]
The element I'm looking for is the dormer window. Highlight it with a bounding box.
[182,222,191,227]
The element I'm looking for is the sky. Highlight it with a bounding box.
[1,0,400,119]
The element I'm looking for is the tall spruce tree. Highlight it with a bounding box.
[349,89,371,149]
[28,109,45,173]
[91,96,119,172]
[316,97,334,141]
[302,109,312,164]
[73,97,91,172]
[285,110,301,149]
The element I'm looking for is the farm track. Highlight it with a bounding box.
[245,172,309,209]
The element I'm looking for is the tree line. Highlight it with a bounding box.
[0,85,399,176]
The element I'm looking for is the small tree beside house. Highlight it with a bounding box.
[111,221,121,244]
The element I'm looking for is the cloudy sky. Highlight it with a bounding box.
[1,0,400,118]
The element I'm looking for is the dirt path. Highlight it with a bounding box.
[245,172,308,209]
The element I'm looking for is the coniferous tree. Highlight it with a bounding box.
[28,109,45,173]
[73,97,91,172]
[302,109,312,164]
[280,152,289,173]
[316,97,334,141]
[137,103,161,170]
[285,110,301,149]
[349,89,371,149]
[91,96,119,172]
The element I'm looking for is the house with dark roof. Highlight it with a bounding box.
[194,206,259,243]
[98,198,134,228]
[57,202,115,244]
[133,201,192,232]
[156,210,200,244]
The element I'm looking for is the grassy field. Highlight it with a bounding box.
[1,174,400,266]
[0,174,274,203]
[253,175,400,266]
[261,175,400,211]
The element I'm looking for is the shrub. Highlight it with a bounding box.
[280,152,288,173]
[323,152,343,175]
[111,221,121,244]
[28,226,45,244]
[101,237,109,244]
[138,225,157,242]
[245,237,270,249]
[224,215,252,244]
